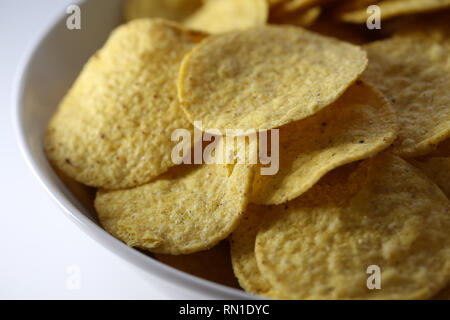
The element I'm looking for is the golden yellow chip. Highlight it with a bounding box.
[230,205,284,298]
[45,19,199,189]
[178,25,368,132]
[255,153,450,300]
[155,241,240,288]
[123,0,203,22]
[337,0,450,23]
[95,162,254,255]
[410,157,450,198]
[184,0,268,34]
[362,37,450,157]
[251,81,398,205]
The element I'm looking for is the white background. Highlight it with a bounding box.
[0,0,165,299]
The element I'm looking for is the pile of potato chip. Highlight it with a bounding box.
[45,0,450,299]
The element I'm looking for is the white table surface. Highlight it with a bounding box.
[0,0,166,300]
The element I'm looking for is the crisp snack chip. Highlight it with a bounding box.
[251,81,398,205]
[178,25,368,132]
[45,19,198,189]
[362,37,450,157]
[45,0,450,300]
[230,205,283,298]
[255,153,450,299]
[95,162,254,255]
[155,241,240,288]
[124,0,203,22]
[184,0,268,33]
[410,157,450,198]
[337,0,450,23]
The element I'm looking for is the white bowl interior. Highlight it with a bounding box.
[20,0,124,222]
[15,0,252,299]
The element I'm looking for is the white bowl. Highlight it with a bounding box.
[13,0,253,300]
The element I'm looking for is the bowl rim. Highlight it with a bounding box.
[12,0,255,300]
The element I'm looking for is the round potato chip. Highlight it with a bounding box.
[362,37,450,157]
[251,81,398,205]
[155,241,240,288]
[337,0,450,23]
[184,0,268,34]
[178,25,368,132]
[95,163,254,255]
[255,153,450,300]
[123,0,203,22]
[230,205,284,298]
[45,19,199,189]
[410,157,450,198]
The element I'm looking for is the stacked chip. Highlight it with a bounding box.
[45,0,450,299]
